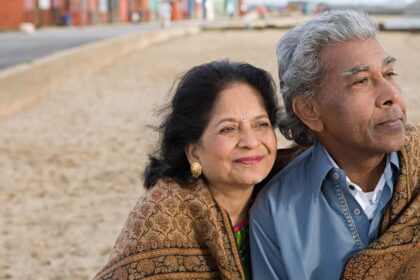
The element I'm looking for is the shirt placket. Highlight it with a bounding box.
[331,169,364,249]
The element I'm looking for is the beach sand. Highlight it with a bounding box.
[1,29,419,279]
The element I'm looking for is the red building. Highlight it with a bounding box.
[0,0,42,29]
[128,0,150,21]
[0,0,137,29]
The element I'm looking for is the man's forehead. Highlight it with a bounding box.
[319,39,391,74]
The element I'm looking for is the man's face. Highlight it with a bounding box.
[315,38,406,157]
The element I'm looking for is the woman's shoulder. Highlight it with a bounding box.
[128,178,216,227]
[94,179,222,279]
[140,178,213,206]
[138,178,214,206]
[101,179,214,267]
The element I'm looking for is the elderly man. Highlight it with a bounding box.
[250,10,419,280]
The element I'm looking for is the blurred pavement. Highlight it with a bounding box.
[0,20,202,71]
[1,15,415,72]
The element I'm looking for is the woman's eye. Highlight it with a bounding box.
[220,126,236,133]
[255,122,271,129]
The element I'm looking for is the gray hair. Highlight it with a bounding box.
[277,10,378,145]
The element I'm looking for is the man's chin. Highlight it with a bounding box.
[378,138,406,154]
[374,126,406,153]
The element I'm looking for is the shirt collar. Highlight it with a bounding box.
[384,151,399,192]
[323,148,399,181]
[316,143,400,196]
[389,151,400,171]
[309,141,336,196]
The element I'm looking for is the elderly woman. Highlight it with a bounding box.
[94,60,279,280]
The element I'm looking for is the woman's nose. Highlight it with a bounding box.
[237,127,260,149]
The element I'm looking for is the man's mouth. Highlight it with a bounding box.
[377,116,405,128]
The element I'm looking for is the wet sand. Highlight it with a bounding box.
[1,30,419,279]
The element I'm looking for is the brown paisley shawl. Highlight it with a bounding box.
[341,124,420,280]
[94,179,245,280]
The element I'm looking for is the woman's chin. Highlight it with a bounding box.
[234,176,265,187]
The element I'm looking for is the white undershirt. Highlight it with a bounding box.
[324,148,387,220]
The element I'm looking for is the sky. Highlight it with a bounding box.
[247,0,417,7]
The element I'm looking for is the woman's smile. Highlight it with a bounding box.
[234,155,264,165]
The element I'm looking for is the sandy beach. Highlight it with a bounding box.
[1,29,419,279]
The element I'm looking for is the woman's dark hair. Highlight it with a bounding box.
[143,60,279,189]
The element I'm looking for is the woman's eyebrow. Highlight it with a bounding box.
[216,114,269,125]
[216,117,237,126]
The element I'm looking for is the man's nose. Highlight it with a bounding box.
[375,78,403,108]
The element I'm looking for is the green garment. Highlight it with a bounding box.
[234,223,252,280]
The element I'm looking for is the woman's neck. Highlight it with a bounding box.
[207,183,254,227]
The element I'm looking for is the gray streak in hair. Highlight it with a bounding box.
[276,10,378,145]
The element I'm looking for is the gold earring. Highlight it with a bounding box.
[190,162,202,179]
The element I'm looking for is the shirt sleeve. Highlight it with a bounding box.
[250,199,288,280]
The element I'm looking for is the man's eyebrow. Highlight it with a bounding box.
[384,55,396,65]
[340,56,397,78]
[340,64,370,78]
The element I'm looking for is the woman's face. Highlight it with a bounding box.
[188,82,277,190]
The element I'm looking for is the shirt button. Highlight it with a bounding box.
[354,208,361,215]
[349,185,355,190]
[332,172,340,180]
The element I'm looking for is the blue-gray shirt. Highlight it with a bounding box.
[250,141,399,280]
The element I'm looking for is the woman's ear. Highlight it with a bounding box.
[292,96,324,132]
[185,143,200,164]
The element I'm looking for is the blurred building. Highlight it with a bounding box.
[0,0,245,29]
[130,0,152,21]
[286,1,315,15]
[406,0,420,15]
[0,0,142,29]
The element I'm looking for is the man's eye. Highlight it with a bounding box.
[385,71,398,78]
[353,78,368,86]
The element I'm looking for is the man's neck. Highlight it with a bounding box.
[323,145,387,192]
[343,158,386,192]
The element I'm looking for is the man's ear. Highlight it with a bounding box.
[292,96,324,132]
[185,143,200,164]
